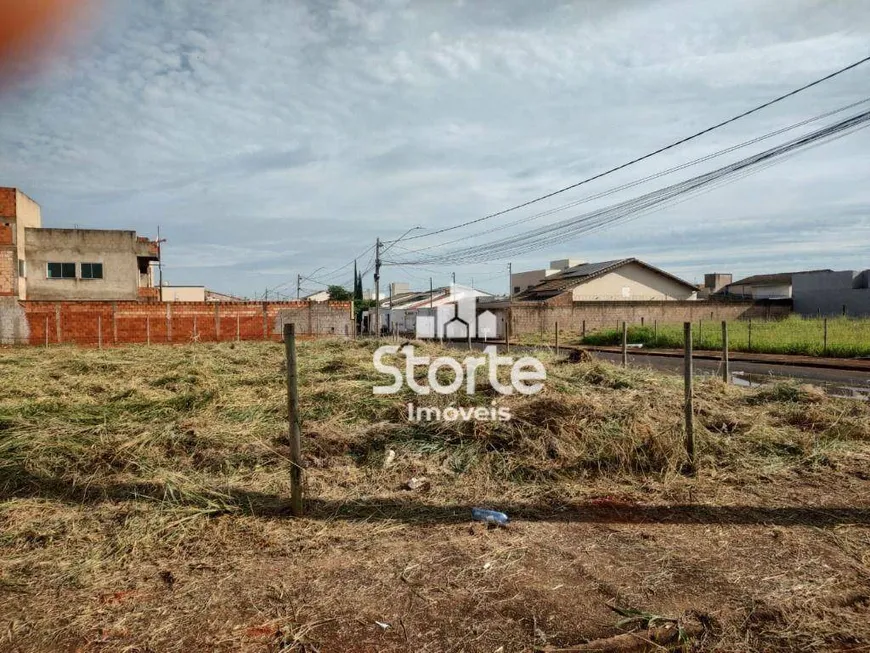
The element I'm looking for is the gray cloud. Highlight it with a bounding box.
[0,0,868,297]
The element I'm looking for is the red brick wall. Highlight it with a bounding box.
[0,188,16,218]
[18,300,353,346]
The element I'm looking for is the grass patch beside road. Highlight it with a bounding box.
[573,316,870,358]
[1,340,870,651]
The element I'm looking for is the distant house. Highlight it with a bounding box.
[717,270,832,301]
[161,286,206,302]
[363,283,492,335]
[793,269,870,316]
[511,258,698,303]
[160,286,245,302]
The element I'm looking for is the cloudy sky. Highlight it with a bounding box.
[1,0,868,297]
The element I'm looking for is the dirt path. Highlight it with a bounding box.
[3,463,869,652]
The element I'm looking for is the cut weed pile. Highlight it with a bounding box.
[1,340,869,652]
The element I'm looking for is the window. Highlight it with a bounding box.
[18,260,25,278]
[47,262,76,279]
[81,262,103,279]
[513,286,521,294]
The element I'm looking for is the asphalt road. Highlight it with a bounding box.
[440,340,870,399]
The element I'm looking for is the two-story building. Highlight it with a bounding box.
[1,187,160,301]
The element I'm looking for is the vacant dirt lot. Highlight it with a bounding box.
[1,340,869,652]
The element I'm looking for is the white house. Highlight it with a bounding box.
[364,283,492,336]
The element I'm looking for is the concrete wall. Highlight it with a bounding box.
[489,299,788,337]
[276,301,354,337]
[15,191,42,298]
[0,297,29,344]
[24,228,141,301]
[571,262,696,301]
[511,268,556,294]
[3,300,353,346]
[793,270,870,316]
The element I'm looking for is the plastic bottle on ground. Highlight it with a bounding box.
[471,507,509,526]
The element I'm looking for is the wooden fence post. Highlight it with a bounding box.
[166,303,172,343]
[214,304,220,341]
[621,321,628,367]
[44,315,49,347]
[555,321,559,356]
[283,323,303,516]
[97,315,102,349]
[146,316,151,345]
[581,319,586,340]
[112,302,118,344]
[237,314,241,342]
[55,303,61,344]
[193,315,198,341]
[683,322,695,473]
[721,321,729,383]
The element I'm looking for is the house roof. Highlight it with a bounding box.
[724,270,833,289]
[379,287,450,309]
[379,285,494,310]
[513,258,696,301]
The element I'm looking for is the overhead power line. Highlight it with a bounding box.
[389,108,870,266]
[397,54,870,245]
[385,97,870,261]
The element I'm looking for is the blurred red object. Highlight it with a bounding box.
[0,0,96,88]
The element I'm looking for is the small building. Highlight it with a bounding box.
[161,286,206,302]
[23,228,159,301]
[1,187,42,299]
[717,270,833,301]
[702,273,733,296]
[160,286,245,302]
[511,258,583,295]
[793,269,870,316]
[512,258,698,303]
[363,283,492,335]
[2,187,160,301]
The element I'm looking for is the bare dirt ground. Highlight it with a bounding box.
[1,340,869,652]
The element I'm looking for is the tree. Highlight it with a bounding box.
[327,285,352,301]
[353,260,363,304]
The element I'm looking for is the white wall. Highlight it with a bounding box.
[752,284,791,300]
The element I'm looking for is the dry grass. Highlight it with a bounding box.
[1,339,869,652]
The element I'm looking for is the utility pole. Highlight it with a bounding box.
[429,277,433,308]
[452,272,456,285]
[374,238,381,337]
[156,226,167,301]
[296,274,301,300]
[507,262,512,353]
